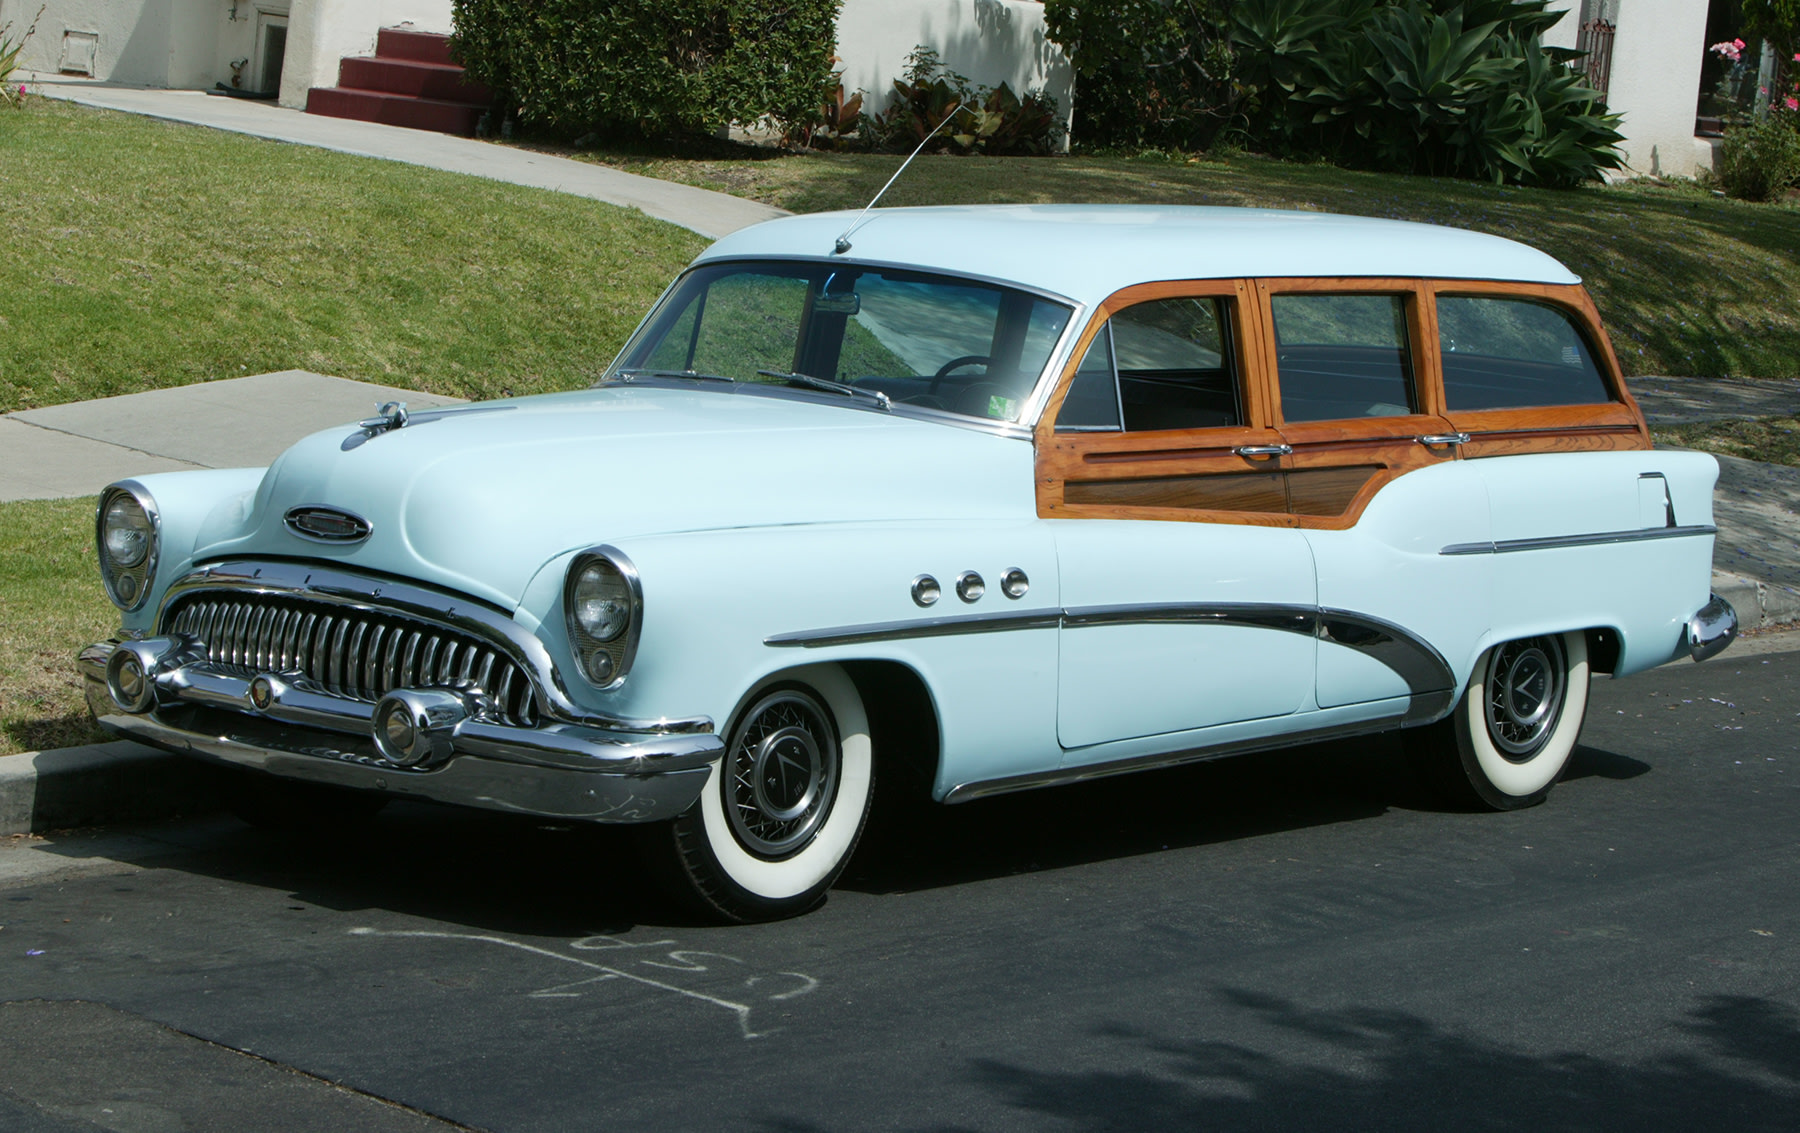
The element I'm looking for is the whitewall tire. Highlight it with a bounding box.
[651,664,873,922]
[1411,631,1590,811]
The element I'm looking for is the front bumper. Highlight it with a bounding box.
[1686,592,1738,663]
[80,640,720,822]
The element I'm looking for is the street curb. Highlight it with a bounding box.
[1714,570,1800,631]
[0,742,222,835]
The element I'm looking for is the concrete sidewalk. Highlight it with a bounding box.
[0,371,462,502]
[26,75,787,240]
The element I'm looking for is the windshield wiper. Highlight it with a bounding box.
[610,368,735,383]
[756,369,891,411]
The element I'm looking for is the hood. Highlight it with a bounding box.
[195,386,1038,609]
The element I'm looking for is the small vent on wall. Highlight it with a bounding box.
[59,30,97,77]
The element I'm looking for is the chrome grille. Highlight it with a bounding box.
[165,594,538,726]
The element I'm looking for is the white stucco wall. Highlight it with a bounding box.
[4,0,290,90]
[1541,0,1714,177]
[835,0,1074,146]
[4,0,167,83]
[1608,0,1711,177]
[277,0,453,108]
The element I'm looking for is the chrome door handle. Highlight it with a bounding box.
[1418,433,1471,447]
[1233,444,1292,457]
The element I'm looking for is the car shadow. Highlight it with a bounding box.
[23,733,1643,933]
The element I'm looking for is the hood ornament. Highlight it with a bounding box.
[359,400,409,434]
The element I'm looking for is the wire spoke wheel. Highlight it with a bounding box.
[647,665,874,922]
[726,690,840,859]
[1483,635,1567,761]
[1406,630,1590,811]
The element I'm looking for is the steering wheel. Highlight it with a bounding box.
[928,354,992,394]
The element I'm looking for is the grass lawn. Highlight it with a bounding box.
[1653,415,1800,467]
[562,143,1800,382]
[0,98,705,415]
[0,498,113,755]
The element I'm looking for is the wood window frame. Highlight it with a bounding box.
[1034,279,1296,526]
[1254,278,1456,531]
[1033,276,1653,529]
[1422,280,1651,458]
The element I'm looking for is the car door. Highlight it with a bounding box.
[1035,281,1318,756]
[1255,280,1482,713]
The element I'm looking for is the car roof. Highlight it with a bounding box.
[694,205,1581,308]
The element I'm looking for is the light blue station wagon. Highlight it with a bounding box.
[83,206,1736,920]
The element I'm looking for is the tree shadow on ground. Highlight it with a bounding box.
[939,989,1800,1133]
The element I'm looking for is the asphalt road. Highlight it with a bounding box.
[2,647,1796,1132]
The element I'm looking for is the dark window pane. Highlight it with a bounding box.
[1438,296,1613,410]
[1113,297,1240,431]
[1272,294,1416,422]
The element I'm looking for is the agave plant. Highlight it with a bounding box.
[0,4,45,108]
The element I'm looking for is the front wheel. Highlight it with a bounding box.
[643,664,873,922]
[1409,631,1590,811]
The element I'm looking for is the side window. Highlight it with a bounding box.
[1437,296,1613,410]
[1270,294,1416,422]
[1056,297,1241,433]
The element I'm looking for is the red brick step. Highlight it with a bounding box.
[375,28,457,67]
[304,87,483,135]
[306,27,487,137]
[337,57,490,104]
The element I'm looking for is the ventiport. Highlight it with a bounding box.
[78,637,722,822]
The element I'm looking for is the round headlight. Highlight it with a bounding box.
[571,560,631,642]
[102,494,153,568]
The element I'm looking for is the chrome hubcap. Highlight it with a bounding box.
[726,689,839,859]
[1486,636,1566,761]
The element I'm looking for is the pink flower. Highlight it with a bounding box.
[1788,97,1800,111]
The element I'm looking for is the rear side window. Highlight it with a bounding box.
[1270,294,1416,422]
[1437,296,1613,410]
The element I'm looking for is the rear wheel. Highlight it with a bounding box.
[646,664,873,922]
[1409,631,1590,810]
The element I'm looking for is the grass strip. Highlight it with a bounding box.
[563,144,1800,382]
[0,99,706,415]
[0,498,113,755]
[1653,416,1800,468]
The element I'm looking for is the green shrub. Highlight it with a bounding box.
[1716,110,1800,201]
[1046,0,1625,187]
[1042,0,1237,151]
[1,4,45,109]
[863,47,1062,156]
[450,0,841,139]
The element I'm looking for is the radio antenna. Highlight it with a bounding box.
[832,103,975,256]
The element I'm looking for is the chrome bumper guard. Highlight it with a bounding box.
[1686,593,1738,663]
[79,639,720,823]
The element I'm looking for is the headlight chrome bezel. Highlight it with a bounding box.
[96,484,160,612]
[563,546,643,690]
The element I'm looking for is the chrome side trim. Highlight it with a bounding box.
[1061,602,1316,635]
[1316,609,1457,723]
[944,714,1415,804]
[156,562,713,735]
[1441,524,1718,556]
[764,609,1062,648]
[768,602,1455,714]
[1687,593,1738,663]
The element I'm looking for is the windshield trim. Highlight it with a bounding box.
[602,256,1086,435]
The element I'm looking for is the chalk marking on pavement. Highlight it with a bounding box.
[347,926,810,1039]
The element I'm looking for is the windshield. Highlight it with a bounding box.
[608,261,1075,424]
